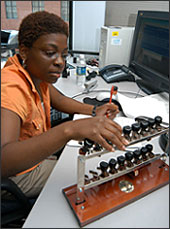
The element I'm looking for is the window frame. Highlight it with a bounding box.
[5,1,17,19]
[32,1,44,13]
[61,1,69,22]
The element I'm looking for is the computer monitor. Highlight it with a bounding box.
[129,10,169,94]
[1,30,10,44]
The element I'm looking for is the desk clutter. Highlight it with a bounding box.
[63,115,169,227]
[83,91,169,124]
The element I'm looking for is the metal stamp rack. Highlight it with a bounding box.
[63,116,169,227]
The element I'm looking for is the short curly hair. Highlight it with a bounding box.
[18,11,69,48]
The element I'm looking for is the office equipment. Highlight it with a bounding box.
[99,26,134,68]
[99,11,169,93]
[1,30,18,62]
[1,30,10,44]
[129,11,169,94]
[63,115,169,226]
[99,64,135,83]
[84,78,97,92]
[1,30,18,45]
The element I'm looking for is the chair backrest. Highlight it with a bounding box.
[1,178,36,227]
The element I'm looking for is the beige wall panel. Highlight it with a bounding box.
[105,1,169,26]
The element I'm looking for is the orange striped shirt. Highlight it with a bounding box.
[1,54,51,176]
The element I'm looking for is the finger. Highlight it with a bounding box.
[104,121,129,146]
[109,133,127,150]
[108,114,117,121]
[95,135,115,152]
[96,126,125,151]
[107,119,122,133]
[107,103,119,111]
[107,110,119,119]
[107,109,119,115]
[102,129,127,151]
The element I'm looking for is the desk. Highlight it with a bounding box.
[23,70,169,228]
[53,66,145,98]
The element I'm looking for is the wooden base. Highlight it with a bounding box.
[63,159,169,227]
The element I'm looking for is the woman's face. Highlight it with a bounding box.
[24,33,68,84]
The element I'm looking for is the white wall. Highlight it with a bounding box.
[105,1,169,26]
[72,1,106,53]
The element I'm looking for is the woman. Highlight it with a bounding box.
[1,11,128,197]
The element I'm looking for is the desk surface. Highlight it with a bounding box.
[23,70,169,228]
[53,67,145,98]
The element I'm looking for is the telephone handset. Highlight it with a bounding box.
[99,64,135,83]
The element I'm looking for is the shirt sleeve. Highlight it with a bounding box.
[1,80,29,123]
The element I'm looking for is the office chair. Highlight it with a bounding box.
[1,178,37,228]
[50,108,74,159]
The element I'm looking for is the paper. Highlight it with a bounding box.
[117,93,169,123]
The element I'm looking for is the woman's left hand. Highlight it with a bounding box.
[95,103,119,119]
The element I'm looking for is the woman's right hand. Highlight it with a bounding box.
[66,116,129,152]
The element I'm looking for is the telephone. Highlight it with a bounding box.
[99,64,135,83]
